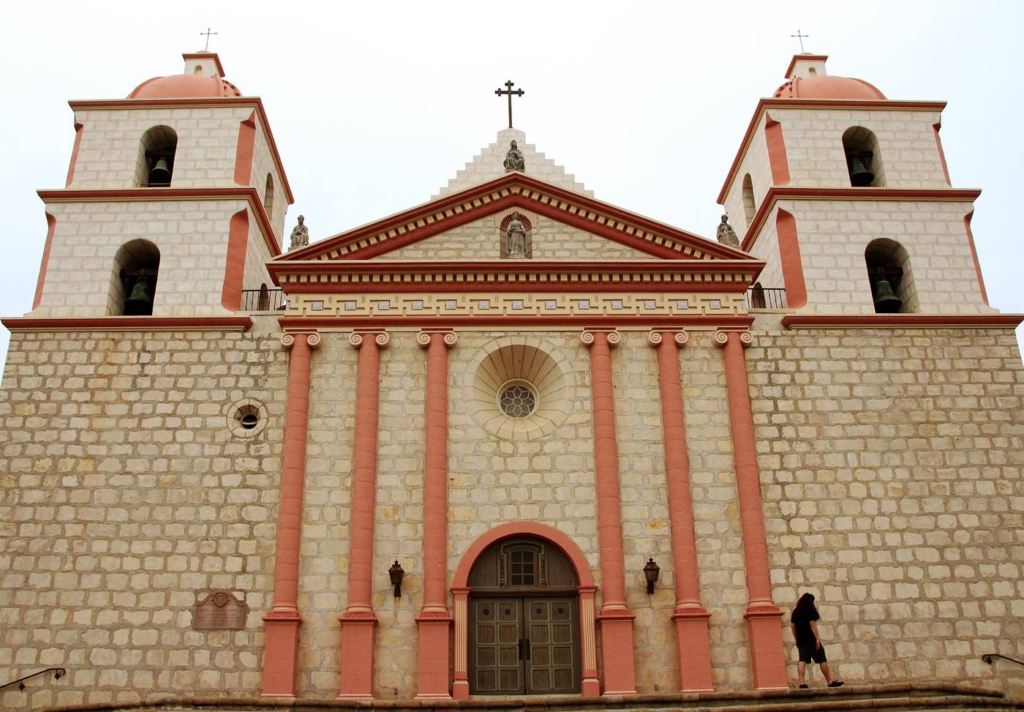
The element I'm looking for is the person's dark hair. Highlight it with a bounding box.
[793,592,818,617]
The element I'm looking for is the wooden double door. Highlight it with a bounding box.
[470,595,579,694]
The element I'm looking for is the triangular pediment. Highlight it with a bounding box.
[278,172,753,264]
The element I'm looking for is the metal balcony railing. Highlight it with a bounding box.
[240,287,287,312]
[744,286,787,310]
[0,667,66,692]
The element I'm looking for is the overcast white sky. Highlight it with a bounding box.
[0,1,1021,360]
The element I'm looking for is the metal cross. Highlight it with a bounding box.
[791,29,809,53]
[495,80,525,129]
[200,27,218,52]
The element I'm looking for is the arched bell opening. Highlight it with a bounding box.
[741,173,756,228]
[865,238,916,314]
[111,239,160,316]
[842,126,885,187]
[136,126,177,187]
[467,537,581,695]
[264,174,275,219]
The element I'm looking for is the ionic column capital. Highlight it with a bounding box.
[580,329,621,348]
[416,330,458,349]
[713,329,753,349]
[281,331,321,351]
[648,330,689,349]
[349,330,390,350]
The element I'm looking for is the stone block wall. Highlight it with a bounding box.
[722,113,774,235]
[32,199,252,317]
[748,327,1024,694]
[0,324,288,710]
[69,107,256,191]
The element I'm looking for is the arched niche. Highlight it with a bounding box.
[136,126,178,187]
[865,238,916,313]
[843,126,885,187]
[111,239,160,316]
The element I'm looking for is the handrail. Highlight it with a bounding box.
[0,667,66,691]
[982,653,1024,668]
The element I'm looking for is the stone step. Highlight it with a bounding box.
[47,683,1024,712]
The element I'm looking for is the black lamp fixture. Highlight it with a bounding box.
[388,560,405,598]
[643,558,660,595]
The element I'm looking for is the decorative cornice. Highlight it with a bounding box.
[718,98,948,204]
[739,187,982,252]
[68,96,294,204]
[2,316,253,333]
[279,315,755,331]
[270,259,763,294]
[37,187,281,257]
[781,314,1024,330]
[280,172,752,264]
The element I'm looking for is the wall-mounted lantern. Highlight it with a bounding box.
[388,560,405,598]
[643,558,660,595]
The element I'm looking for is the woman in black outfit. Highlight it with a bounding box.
[791,593,844,689]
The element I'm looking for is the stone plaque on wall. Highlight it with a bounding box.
[193,591,248,630]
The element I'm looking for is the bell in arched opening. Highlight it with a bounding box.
[871,273,902,313]
[124,275,155,316]
[148,157,172,186]
[848,155,874,187]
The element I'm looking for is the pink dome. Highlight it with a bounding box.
[129,74,242,99]
[773,75,886,101]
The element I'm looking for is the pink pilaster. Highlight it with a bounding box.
[338,330,389,700]
[415,330,457,700]
[649,331,714,692]
[581,329,637,696]
[451,588,470,700]
[261,331,321,698]
[714,330,787,690]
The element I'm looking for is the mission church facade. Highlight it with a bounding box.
[0,50,1022,710]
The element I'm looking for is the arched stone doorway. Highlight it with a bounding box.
[468,538,578,694]
[452,523,600,699]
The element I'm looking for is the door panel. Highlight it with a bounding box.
[471,596,579,695]
[472,599,522,694]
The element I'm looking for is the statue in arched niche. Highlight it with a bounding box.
[506,212,527,258]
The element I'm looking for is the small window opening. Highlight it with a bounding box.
[236,404,260,430]
[750,282,767,309]
[258,283,270,311]
[137,126,178,187]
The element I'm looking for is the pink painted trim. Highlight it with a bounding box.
[583,331,628,610]
[420,332,452,613]
[221,210,249,310]
[69,98,295,203]
[277,315,756,331]
[963,212,989,306]
[3,316,253,332]
[32,214,57,310]
[933,123,951,186]
[339,331,387,698]
[764,114,790,186]
[37,187,282,257]
[234,112,257,187]
[716,331,773,606]
[453,522,595,588]
[652,331,714,692]
[739,187,982,252]
[261,332,319,697]
[775,209,807,308]
[718,100,947,204]
[65,123,84,187]
[281,172,742,263]
[782,313,1024,329]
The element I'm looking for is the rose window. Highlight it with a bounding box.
[499,383,537,418]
